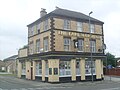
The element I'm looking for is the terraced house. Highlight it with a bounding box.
[18,8,106,83]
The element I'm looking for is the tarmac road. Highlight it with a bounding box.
[0,75,120,90]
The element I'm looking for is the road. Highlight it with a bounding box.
[0,75,120,90]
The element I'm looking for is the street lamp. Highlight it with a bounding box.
[89,11,93,82]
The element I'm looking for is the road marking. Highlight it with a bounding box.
[101,87,120,90]
[0,86,71,90]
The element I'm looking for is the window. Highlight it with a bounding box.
[45,61,49,76]
[54,68,58,75]
[29,41,34,54]
[36,39,40,53]
[76,60,80,75]
[31,26,34,36]
[90,40,96,53]
[37,23,40,34]
[90,24,95,33]
[44,19,48,31]
[49,68,52,75]
[43,37,48,52]
[64,38,71,51]
[28,27,32,37]
[36,61,42,76]
[77,22,83,32]
[22,62,26,75]
[59,61,71,76]
[64,19,71,30]
[85,60,96,75]
[78,39,84,52]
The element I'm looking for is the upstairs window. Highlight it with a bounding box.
[29,41,34,54]
[28,27,32,37]
[31,26,34,36]
[77,22,83,32]
[78,39,84,52]
[64,38,71,51]
[44,19,48,31]
[90,40,96,53]
[64,19,71,30]
[90,24,95,33]
[43,37,49,52]
[36,39,40,53]
[37,23,40,34]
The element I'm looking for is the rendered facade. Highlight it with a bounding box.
[18,8,106,83]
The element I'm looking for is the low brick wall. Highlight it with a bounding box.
[104,68,120,76]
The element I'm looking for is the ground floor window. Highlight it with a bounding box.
[59,61,71,76]
[45,60,49,76]
[21,62,26,75]
[85,60,96,75]
[36,61,42,76]
[76,60,80,76]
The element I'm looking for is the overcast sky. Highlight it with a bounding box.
[0,0,120,60]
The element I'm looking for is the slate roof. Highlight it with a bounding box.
[27,8,104,26]
[3,55,18,61]
[51,8,103,23]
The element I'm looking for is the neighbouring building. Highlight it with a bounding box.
[4,55,18,73]
[0,60,5,72]
[18,8,106,83]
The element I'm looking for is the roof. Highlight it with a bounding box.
[27,8,104,27]
[3,55,18,61]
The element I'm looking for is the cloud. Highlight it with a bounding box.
[0,0,120,59]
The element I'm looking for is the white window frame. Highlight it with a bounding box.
[90,24,95,33]
[85,60,96,75]
[35,61,42,76]
[78,39,84,52]
[37,23,40,34]
[36,39,40,53]
[64,19,71,30]
[45,60,49,77]
[90,40,96,53]
[59,61,71,77]
[43,37,49,52]
[21,62,26,75]
[64,38,71,51]
[29,41,34,54]
[44,19,48,31]
[77,22,83,32]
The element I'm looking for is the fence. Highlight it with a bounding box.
[104,68,120,76]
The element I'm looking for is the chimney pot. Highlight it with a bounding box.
[40,8,47,17]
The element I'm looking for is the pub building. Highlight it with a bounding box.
[17,8,106,83]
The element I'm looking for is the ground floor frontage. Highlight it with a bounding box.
[17,52,105,83]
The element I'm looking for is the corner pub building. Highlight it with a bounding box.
[17,8,106,83]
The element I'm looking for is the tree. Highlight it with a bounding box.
[103,52,116,67]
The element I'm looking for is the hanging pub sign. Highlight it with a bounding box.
[73,39,78,48]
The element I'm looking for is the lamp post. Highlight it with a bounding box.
[89,11,93,82]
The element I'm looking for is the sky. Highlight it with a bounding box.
[0,0,120,60]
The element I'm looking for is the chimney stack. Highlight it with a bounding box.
[40,8,47,17]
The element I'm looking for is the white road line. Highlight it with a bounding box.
[101,87,120,90]
[0,86,71,90]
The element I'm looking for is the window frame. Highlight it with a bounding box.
[29,41,34,54]
[90,40,96,53]
[63,19,71,30]
[44,19,48,31]
[36,23,40,34]
[36,39,40,53]
[78,39,84,52]
[77,22,83,32]
[90,24,95,33]
[43,37,49,52]
[64,37,71,51]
